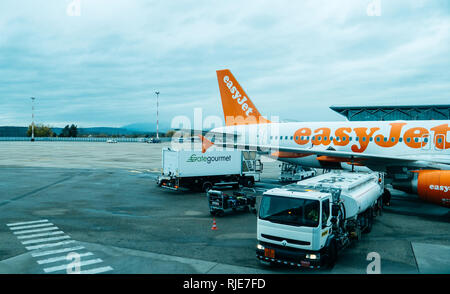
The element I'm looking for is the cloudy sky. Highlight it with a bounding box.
[0,0,449,129]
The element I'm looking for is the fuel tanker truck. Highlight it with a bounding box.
[256,171,384,269]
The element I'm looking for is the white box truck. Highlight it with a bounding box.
[157,148,262,192]
[256,171,384,269]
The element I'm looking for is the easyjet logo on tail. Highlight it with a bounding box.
[223,75,253,117]
[216,69,270,126]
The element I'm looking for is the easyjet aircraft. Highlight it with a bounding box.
[199,69,450,208]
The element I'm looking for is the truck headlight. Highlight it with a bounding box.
[306,253,319,260]
[257,244,265,250]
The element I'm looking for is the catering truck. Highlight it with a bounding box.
[256,171,384,269]
[157,148,262,192]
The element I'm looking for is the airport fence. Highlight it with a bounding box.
[0,137,172,142]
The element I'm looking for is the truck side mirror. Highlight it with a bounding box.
[332,204,340,217]
[330,217,337,225]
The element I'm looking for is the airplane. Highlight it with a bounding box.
[198,69,450,208]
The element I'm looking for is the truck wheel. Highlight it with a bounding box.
[216,210,225,217]
[363,209,374,234]
[203,182,213,192]
[210,210,217,216]
[327,241,338,269]
[382,188,391,207]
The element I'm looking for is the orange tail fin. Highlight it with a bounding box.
[216,69,270,126]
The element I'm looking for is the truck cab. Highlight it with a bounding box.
[256,187,333,269]
[256,171,384,269]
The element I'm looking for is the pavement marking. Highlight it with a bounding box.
[31,246,86,258]
[37,252,94,265]
[13,227,60,235]
[21,235,71,245]
[25,240,76,251]
[43,258,104,273]
[9,223,54,231]
[7,219,113,274]
[7,220,49,227]
[78,266,114,274]
[18,231,65,240]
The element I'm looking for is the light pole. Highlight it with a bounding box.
[155,91,160,140]
[31,97,35,142]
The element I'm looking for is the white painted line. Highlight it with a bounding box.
[22,235,71,245]
[25,240,76,251]
[31,246,85,258]
[79,266,114,274]
[13,227,59,235]
[18,231,65,240]
[7,220,49,227]
[43,258,104,273]
[9,223,54,231]
[37,252,94,265]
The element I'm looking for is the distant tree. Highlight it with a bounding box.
[60,125,70,137]
[27,124,54,137]
[69,124,78,137]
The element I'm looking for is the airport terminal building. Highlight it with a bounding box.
[330,105,450,121]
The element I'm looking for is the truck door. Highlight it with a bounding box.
[320,199,331,248]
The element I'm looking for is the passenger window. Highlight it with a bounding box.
[322,199,330,228]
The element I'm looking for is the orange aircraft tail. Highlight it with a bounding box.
[216,69,270,126]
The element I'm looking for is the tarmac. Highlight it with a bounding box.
[0,141,449,274]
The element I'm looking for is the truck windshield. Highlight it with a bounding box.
[259,195,320,227]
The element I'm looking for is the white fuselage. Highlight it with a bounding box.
[211,120,450,171]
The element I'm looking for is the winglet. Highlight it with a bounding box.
[198,135,214,153]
